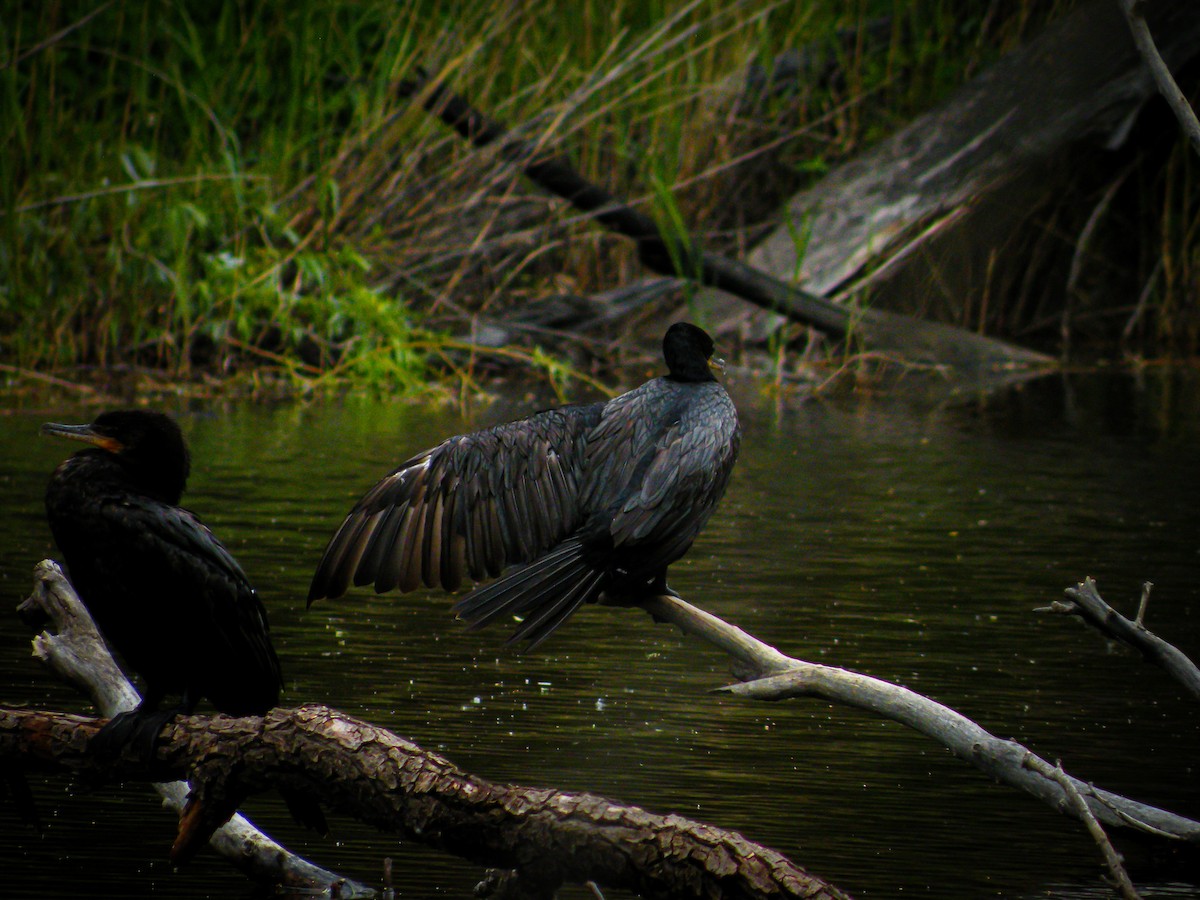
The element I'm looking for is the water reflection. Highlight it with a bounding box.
[2,369,1199,898]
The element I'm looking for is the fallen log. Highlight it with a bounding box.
[7,561,848,900]
[399,72,1050,371]
[2,705,849,900]
[715,0,1200,336]
[16,559,1200,895]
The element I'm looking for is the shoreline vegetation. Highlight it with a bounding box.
[3,1,1197,402]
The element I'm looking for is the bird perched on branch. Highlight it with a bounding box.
[308,321,741,647]
[42,410,283,753]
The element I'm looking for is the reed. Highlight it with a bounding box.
[4,0,1123,394]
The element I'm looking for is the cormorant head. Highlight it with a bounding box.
[663,322,723,383]
[42,410,191,504]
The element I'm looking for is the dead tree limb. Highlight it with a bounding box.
[399,73,1050,371]
[1038,577,1200,700]
[1022,755,1142,900]
[1,705,848,900]
[1119,0,1200,158]
[715,0,1200,339]
[640,594,1200,850]
[13,559,369,896]
[10,561,849,900]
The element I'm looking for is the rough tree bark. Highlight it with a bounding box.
[11,560,1200,896]
[2,705,847,900]
[6,560,848,900]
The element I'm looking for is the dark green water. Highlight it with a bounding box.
[3,370,1200,899]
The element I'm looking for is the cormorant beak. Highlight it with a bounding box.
[41,422,124,454]
[708,356,726,373]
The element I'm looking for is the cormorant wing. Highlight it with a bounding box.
[112,497,281,697]
[586,387,740,559]
[308,402,605,601]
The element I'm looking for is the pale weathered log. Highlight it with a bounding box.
[15,559,371,897]
[641,593,1200,847]
[10,561,849,900]
[701,0,1200,338]
[1039,577,1200,700]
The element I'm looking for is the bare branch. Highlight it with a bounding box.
[1022,755,1141,900]
[400,70,1050,370]
[15,560,370,896]
[1119,0,1200,157]
[1042,577,1200,699]
[11,561,848,900]
[642,593,1200,847]
[1135,581,1153,628]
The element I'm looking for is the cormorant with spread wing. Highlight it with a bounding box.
[308,322,741,647]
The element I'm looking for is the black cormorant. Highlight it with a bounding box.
[308,321,741,647]
[42,410,282,749]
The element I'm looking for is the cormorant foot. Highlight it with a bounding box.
[91,707,180,762]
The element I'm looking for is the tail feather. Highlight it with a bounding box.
[452,540,602,644]
[511,569,605,649]
[453,542,582,625]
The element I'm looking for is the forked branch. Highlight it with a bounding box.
[641,590,1200,891]
[1039,577,1200,699]
[13,560,365,896]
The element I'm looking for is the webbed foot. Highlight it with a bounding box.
[91,706,181,761]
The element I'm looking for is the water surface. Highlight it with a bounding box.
[2,369,1199,898]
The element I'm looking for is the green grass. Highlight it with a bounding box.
[1,0,1077,394]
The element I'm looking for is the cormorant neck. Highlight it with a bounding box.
[666,366,717,384]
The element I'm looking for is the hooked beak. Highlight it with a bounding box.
[708,356,726,373]
[41,422,124,454]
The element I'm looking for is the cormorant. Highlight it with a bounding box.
[308,321,741,647]
[42,410,282,750]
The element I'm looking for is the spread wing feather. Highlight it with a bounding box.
[308,403,604,602]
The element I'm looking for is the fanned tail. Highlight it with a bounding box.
[451,540,603,648]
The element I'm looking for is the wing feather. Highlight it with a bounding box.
[308,403,604,603]
[581,380,740,564]
[52,493,283,713]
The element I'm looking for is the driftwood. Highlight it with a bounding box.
[399,72,1049,371]
[636,592,1200,899]
[640,594,1200,845]
[1039,578,1200,700]
[12,559,1200,896]
[711,0,1200,333]
[12,560,371,896]
[7,561,848,900]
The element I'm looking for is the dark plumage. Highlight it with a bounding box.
[309,322,741,647]
[42,410,282,746]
